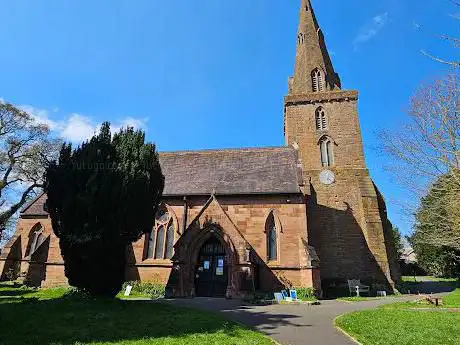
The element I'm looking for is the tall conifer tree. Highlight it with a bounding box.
[45,123,164,296]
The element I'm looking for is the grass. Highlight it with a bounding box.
[402,276,459,283]
[0,283,275,345]
[336,289,460,345]
[444,288,460,307]
[338,296,390,302]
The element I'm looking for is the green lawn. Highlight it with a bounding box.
[338,296,391,302]
[0,283,275,345]
[444,288,460,307]
[401,276,459,283]
[336,289,460,345]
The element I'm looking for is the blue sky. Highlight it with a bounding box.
[0,0,457,235]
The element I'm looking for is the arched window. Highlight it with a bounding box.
[26,223,44,257]
[145,204,176,260]
[319,136,334,167]
[165,223,174,259]
[266,212,278,261]
[311,68,325,92]
[315,107,327,130]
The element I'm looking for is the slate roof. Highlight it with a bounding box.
[21,193,48,216]
[21,146,302,216]
[159,146,302,196]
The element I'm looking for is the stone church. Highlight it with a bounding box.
[0,0,398,297]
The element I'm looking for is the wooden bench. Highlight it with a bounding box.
[426,296,443,306]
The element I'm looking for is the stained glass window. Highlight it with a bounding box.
[27,223,44,256]
[165,224,174,259]
[267,213,278,261]
[154,225,165,259]
[145,204,176,260]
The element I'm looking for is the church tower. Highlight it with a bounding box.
[285,0,398,290]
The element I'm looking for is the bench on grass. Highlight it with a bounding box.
[348,279,370,297]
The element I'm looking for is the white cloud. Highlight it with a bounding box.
[0,98,5,104]
[60,113,97,142]
[353,12,389,47]
[16,103,148,143]
[112,116,148,133]
[18,105,60,131]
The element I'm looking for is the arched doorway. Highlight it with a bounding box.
[195,236,228,297]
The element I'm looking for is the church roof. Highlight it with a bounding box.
[20,146,302,216]
[21,193,48,216]
[159,146,303,196]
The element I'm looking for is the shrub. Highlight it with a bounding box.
[122,281,165,299]
[295,287,316,300]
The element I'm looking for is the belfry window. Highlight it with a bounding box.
[145,204,175,260]
[266,212,278,261]
[319,136,334,167]
[315,107,327,130]
[311,68,325,92]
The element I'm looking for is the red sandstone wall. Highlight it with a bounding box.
[2,194,319,292]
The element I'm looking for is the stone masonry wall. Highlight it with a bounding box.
[284,93,394,288]
[2,194,320,293]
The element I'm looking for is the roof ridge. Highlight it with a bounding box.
[159,145,294,155]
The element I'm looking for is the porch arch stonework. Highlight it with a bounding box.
[165,196,254,298]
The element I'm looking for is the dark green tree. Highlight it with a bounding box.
[45,123,164,296]
[390,226,403,255]
[411,171,460,277]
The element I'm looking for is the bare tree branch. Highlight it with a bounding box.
[379,74,460,250]
[421,50,460,68]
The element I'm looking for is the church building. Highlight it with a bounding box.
[0,0,399,297]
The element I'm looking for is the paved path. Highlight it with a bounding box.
[165,296,422,345]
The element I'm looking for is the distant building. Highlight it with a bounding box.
[400,248,417,265]
[0,0,399,296]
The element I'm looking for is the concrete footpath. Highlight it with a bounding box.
[165,296,422,345]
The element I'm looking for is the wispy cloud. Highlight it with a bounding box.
[19,105,60,131]
[353,12,389,47]
[14,103,148,143]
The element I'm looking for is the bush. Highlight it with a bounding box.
[295,287,316,300]
[122,281,165,299]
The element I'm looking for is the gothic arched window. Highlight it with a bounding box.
[311,68,325,92]
[26,223,44,257]
[315,107,327,130]
[319,136,334,167]
[145,204,176,260]
[266,212,278,261]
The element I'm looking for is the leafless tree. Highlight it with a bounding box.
[420,0,460,68]
[380,74,459,250]
[0,102,60,238]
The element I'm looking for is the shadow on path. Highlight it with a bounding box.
[166,295,426,345]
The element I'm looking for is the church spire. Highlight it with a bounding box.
[289,0,341,95]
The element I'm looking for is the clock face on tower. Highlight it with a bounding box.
[319,170,335,185]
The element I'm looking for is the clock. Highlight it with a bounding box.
[319,170,335,185]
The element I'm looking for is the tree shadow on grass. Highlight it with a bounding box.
[398,280,459,294]
[0,296,299,345]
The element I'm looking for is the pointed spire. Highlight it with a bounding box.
[289,0,341,95]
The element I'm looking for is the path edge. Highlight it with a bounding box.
[333,314,363,345]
